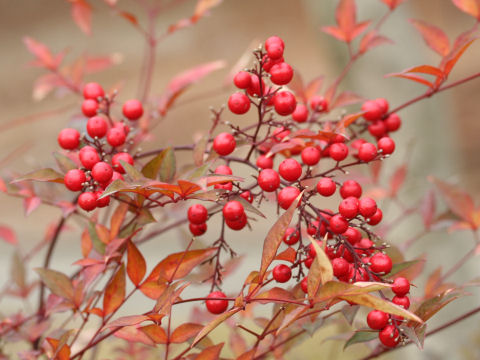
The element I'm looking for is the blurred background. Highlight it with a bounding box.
[0,0,479,359]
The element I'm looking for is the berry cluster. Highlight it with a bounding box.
[59,82,143,211]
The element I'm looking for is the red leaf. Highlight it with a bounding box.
[23,37,59,69]
[103,264,125,316]
[118,11,138,27]
[336,0,357,42]
[441,38,476,76]
[104,315,150,329]
[127,241,146,286]
[274,247,297,263]
[171,323,203,343]
[385,72,434,88]
[141,324,167,344]
[390,163,407,197]
[0,225,17,245]
[71,0,92,35]
[403,65,445,78]
[194,343,224,360]
[409,19,450,56]
[420,189,436,230]
[380,0,406,9]
[359,31,393,54]
[24,196,42,217]
[332,91,365,108]
[84,54,122,73]
[114,325,155,346]
[322,26,347,42]
[452,0,480,20]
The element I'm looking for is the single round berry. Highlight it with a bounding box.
[78,192,97,211]
[58,128,80,150]
[214,165,233,175]
[292,103,309,123]
[247,75,265,96]
[270,62,293,85]
[79,146,100,170]
[340,180,362,199]
[309,95,328,112]
[111,152,134,174]
[392,277,410,296]
[368,120,387,138]
[102,171,124,189]
[344,227,362,245]
[358,197,377,219]
[83,82,104,100]
[205,291,228,314]
[301,146,321,166]
[265,36,285,51]
[240,190,253,203]
[329,214,349,234]
[272,264,292,283]
[107,127,126,147]
[367,310,389,330]
[213,132,236,156]
[273,91,296,116]
[332,257,349,278]
[378,137,395,155]
[214,182,233,191]
[357,238,374,253]
[368,208,383,225]
[283,227,300,245]
[392,295,410,309]
[329,143,349,162]
[278,186,300,210]
[256,154,274,169]
[257,169,280,192]
[384,113,401,132]
[339,197,359,219]
[379,325,399,348]
[91,162,113,184]
[358,142,377,162]
[122,99,144,121]
[222,201,245,221]
[225,212,247,231]
[278,158,302,182]
[82,99,99,117]
[304,257,314,269]
[370,253,393,274]
[233,71,251,89]
[228,92,250,114]
[361,100,382,121]
[317,178,336,196]
[188,204,208,224]
[95,191,110,208]
[301,276,308,293]
[375,98,389,114]
[86,116,108,138]
[64,169,86,191]
[189,222,207,236]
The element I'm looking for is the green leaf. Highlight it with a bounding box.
[35,268,74,301]
[13,168,64,184]
[344,331,377,350]
[307,236,333,299]
[193,135,208,166]
[88,222,106,255]
[232,195,266,218]
[387,260,423,278]
[120,160,144,182]
[159,147,176,182]
[53,152,77,173]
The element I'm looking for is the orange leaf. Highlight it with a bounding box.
[359,31,393,54]
[194,0,223,20]
[35,268,74,301]
[71,0,92,35]
[103,264,125,316]
[170,323,203,343]
[409,19,450,56]
[254,287,297,304]
[81,229,92,257]
[274,247,297,263]
[114,325,155,346]
[127,241,146,286]
[139,281,168,299]
[380,0,406,9]
[110,202,128,241]
[104,315,150,329]
[307,237,334,299]
[403,65,445,78]
[194,343,224,360]
[441,38,476,76]
[46,338,71,360]
[141,324,167,344]
[336,0,357,42]
[118,11,138,27]
[192,308,241,347]
[23,37,60,69]
[452,0,480,20]
[386,72,434,88]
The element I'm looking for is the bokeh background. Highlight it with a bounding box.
[0,0,479,359]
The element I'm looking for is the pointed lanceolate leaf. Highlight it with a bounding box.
[13,168,64,184]
[127,241,146,286]
[442,38,477,76]
[380,0,406,10]
[344,331,377,349]
[452,0,480,20]
[103,264,126,316]
[192,308,241,347]
[71,0,92,35]
[359,31,393,54]
[170,323,203,343]
[0,225,17,245]
[103,315,150,329]
[35,268,74,301]
[307,236,333,299]
[141,147,176,182]
[53,152,77,173]
[195,343,224,360]
[409,19,450,56]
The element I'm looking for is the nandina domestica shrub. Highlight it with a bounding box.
[1,1,480,359]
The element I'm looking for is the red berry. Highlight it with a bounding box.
[233,71,251,89]
[95,191,110,208]
[357,238,374,253]
[278,186,300,210]
[265,36,285,51]
[332,257,349,278]
[247,75,265,97]
[272,264,292,283]
[384,113,401,132]
[188,204,208,224]
[301,146,321,166]
[344,227,362,245]
[367,310,389,330]
[370,253,393,274]
[58,128,80,150]
[228,92,250,114]
[82,99,99,117]
[283,227,300,245]
[270,62,293,85]
[91,162,113,184]
[340,180,362,199]
[223,201,245,221]
[368,120,387,138]
[215,165,233,175]
[301,277,308,293]
[379,325,399,348]
[392,295,410,309]
[79,146,100,170]
[392,277,410,296]
[368,208,383,225]
[361,100,382,121]
[267,43,284,60]
[205,291,228,314]
[86,116,108,138]
[377,137,395,155]
[309,95,328,112]
[358,142,377,162]
[83,82,104,100]
[273,91,296,116]
[111,152,134,174]
[240,191,253,203]
[358,197,377,218]
[329,214,349,234]
[101,171,124,189]
[189,222,207,236]
[257,169,280,192]
[78,192,97,211]
[278,158,302,182]
[214,182,233,191]
[64,169,86,191]
[329,143,349,162]
[272,126,290,141]
[122,99,143,121]
[317,178,336,196]
[339,197,359,219]
[256,154,274,169]
[292,103,309,123]
[213,132,236,156]
[375,98,389,114]
[107,127,126,147]
[225,212,247,230]
[304,257,314,268]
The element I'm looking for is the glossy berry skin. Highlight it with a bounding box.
[392,295,410,309]
[283,227,300,245]
[278,186,300,210]
[122,99,143,120]
[378,137,395,155]
[272,264,292,283]
[392,277,410,296]
[265,36,285,51]
[301,146,321,166]
[64,169,86,191]
[188,204,208,224]
[344,227,362,245]
[225,213,247,230]
[379,325,399,348]
[309,95,328,112]
[317,177,336,196]
[273,91,296,116]
[375,98,389,114]
[257,169,280,192]
[222,201,244,221]
[91,162,113,184]
[79,146,100,170]
[339,197,359,219]
[384,113,401,132]
[247,75,265,97]
[102,171,124,189]
[358,197,377,218]
[58,128,80,150]
[278,158,302,182]
[367,310,389,330]
[256,154,274,169]
[332,257,349,278]
[240,191,253,203]
[301,277,308,293]
[329,214,349,234]
[358,142,377,162]
[340,180,362,199]
[368,208,383,225]
[87,116,108,138]
[292,104,309,123]
[95,192,110,208]
[370,253,393,274]
[82,99,98,117]
[361,100,382,121]
[270,62,293,85]
[228,92,250,114]
[83,82,104,100]
[205,291,228,314]
[233,71,251,89]
[189,222,207,236]
[111,152,134,174]
[215,165,233,175]
[78,192,97,211]
[266,43,284,60]
[368,120,387,138]
[213,132,236,156]
[329,143,349,162]
[107,127,126,147]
